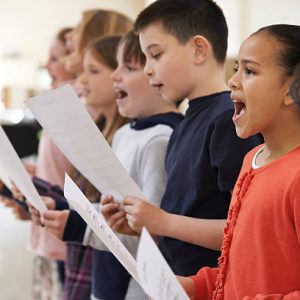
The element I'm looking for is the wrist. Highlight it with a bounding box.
[155,209,170,237]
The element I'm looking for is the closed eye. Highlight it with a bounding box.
[150,52,161,60]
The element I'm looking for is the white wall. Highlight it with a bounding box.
[216,0,300,57]
[0,0,146,107]
[0,0,298,107]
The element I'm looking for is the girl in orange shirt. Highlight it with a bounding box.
[180,24,300,300]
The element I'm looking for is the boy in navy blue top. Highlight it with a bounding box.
[102,0,263,277]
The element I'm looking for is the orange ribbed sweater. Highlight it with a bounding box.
[191,145,300,300]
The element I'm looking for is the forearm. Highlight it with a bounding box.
[158,212,226,251]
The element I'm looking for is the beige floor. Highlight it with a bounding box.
[0,205,33,300]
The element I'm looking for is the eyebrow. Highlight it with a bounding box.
[145,44,160,51]
[237,59,262,67]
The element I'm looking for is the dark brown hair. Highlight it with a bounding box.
[134,0,228,64]
[253,24,300,78]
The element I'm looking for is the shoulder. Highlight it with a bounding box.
[138,124,174,147]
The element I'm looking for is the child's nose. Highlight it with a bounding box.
[79,72,87,84]
[111,68,121,81]
[144,62,154,77]
[228,73,239,90]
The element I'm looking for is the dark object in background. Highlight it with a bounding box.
[2,120,41,158]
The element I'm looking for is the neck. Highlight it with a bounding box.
[260,111,300,165]
[148,105,178,117]
[100,104,118,133]
[138,100,178,119]
[86,105,103,121]
[188,63,229,100]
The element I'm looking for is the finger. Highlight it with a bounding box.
[126,213,134,223]
[42,210,60,221]
[123,197,140,206]
[123,204,135,214]
[127,220,135,230]
[107,210,126,226]
[29,207,40,217]
[100,195,114,205]
[42,197,56,210]
[31,215,42,225]
[42,218,57,230]
[101,202,120,214]
[111,217,127,231]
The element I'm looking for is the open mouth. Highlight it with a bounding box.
[233,101,246,119]
[117,90,128,100]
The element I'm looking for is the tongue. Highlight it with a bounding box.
[235,102,245,116]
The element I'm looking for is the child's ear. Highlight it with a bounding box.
[284,92,295,106]
[191,35,210,64]
[283,79,295,106]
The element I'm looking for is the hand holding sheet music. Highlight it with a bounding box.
[63,173,140,283]
[64,175,189,300]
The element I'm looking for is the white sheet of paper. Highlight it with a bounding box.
[0,159,13,189]
[0,125,47,212]
[137,228,189,300]
[64,173,140,283]
[26,84,145,202]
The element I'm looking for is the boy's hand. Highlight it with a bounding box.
[41,210,70,240]
[101,195,137,235]
[123,197,167,235]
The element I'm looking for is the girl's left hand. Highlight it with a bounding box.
[41,210,70,240]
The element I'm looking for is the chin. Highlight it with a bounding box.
[236,127,258,139]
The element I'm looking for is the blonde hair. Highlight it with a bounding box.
[78,9,133,53]
[66,9,133,75]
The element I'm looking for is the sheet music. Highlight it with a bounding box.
[64,173,140,284]
[0,160,13,189]
[26,84,145,202]
[137,228,189,300]
[0,125,47,212]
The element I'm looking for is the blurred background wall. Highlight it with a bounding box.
[0,0,299,109]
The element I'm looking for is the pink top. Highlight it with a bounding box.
[191,145,300,300]
[28,132,72,260]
